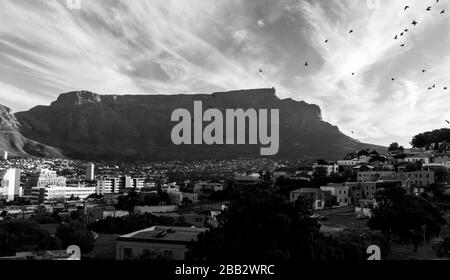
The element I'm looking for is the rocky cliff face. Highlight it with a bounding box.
[9,88,381,160]
[0,104,64,158]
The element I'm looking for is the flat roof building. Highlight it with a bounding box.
[116,226,208,260]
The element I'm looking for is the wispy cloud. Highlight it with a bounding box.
[0,0,448,147]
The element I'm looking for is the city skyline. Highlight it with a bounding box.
[0,0,449,148]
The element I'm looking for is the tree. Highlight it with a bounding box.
[433,235,450,258]
[0,220,62,257]
[368,186,446,250]
[388,143,400,152]
[187,185,362,261]
[434,167,448,184]
[56,221,95,254]
[312,167,328,187]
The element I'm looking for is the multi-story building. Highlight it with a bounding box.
[86,163,95,181]
[30,169,67,203]
[320,183,350,206]
[35,169,66,188]
[65,184,96,200]
[0,168,21,201]
[395,170,435,187]
[404,155,431,165]
[345,182,363,205]
[289,188,325,210]
[357,171,395,182]
[96,176,146,195]
[96,177,123,195]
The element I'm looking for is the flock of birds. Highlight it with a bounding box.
[259,1,448,127]
[259,0,450,131]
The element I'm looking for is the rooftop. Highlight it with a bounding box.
[117,226,208,244]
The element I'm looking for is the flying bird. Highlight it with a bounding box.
[305,62,308,66]
[446,120,450,125]
[400,44,405,47]
[404,6,410,10]
[422,69,426,73]
[441,10,445,14]
[426,7,431,11]
[412,20,418,26]
[325,39,328,43]
[394,35,398,40]
[259,69,263,73]
[392,78,395,81]
[433,84,436,88]
[352,73,355,76]
[400,32,404,36]
[404,29,408,32]
[349,29,354,34]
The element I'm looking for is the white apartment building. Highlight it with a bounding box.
[97,176,146,195]
[86,163,95,181]
[31,184,96,203]
[65,184,96,200]
[0,168,21,202]
[30,169,67,203]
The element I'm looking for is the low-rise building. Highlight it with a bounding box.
[395,170,435,187]
[357,171,395,182]
[320,183,350,206]
[404,155,431,164]
[134,205,178,215]
[313,163,339,176]
[116,226,208,260]
[289,188,325,210]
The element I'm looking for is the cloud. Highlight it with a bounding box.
[0,0,448,147]
[257,19,266,28]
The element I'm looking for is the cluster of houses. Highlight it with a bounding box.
[287,146,450,217]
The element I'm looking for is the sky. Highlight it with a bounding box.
[0,0,449,147]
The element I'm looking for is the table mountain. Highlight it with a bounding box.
[7,88,381,160]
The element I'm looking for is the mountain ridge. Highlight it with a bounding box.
[1,88,383,160]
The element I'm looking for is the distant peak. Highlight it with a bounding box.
[0,104,20,128]
[53,91,102,107]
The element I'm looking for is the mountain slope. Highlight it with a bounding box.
[12,88,382,160]
[0,104,64,158]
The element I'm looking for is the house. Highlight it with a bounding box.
[404,155,431,164]
[320,183,349,206]
[357,171,395,182]
[290,188,325,210]
[313,163,339,176]
[337,159,361,167]
[394,170,435,188]
[116,226,208,260]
